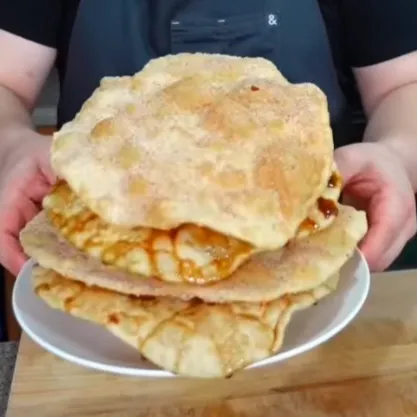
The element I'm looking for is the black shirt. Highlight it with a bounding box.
[2,0,417,69]
[1,0,417,120]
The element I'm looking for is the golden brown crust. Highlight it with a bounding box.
[43,181,256,284]
[51,53,334,249]
[41,174,342,284]
[20,205,367,303]
[33,267,337,378]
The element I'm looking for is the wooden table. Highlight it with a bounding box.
[6,269,417,417]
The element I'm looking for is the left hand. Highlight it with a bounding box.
[334,142,416,271]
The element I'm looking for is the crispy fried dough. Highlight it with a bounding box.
[42,168,342,284]
[51,53,333,249]
[20,205,367,303]
[33,266,338,378]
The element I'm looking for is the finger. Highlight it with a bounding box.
[37,160,56,186]
[25,179,54,207]
[358,190,401,268]
[370,215,417,272]
[334,145,367,183]
[366,230,406,272]
[37,137,56,184]
[0,233,28,276]
[2,186,40,221]
[5,171,52,211]
[0,198,39,275]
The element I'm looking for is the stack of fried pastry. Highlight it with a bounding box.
[20,53,368,378]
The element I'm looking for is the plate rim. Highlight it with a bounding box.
[12,251,370,378]
[250,249,370,369]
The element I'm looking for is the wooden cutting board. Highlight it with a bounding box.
[6,269,417,417]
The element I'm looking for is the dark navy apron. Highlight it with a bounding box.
[56,0,416,270]
[58,0,349,143]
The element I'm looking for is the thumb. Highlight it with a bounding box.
[36,135,56,185]
[333,144,374,211]
[333,144,368,184]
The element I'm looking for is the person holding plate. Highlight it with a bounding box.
[0,0,416,277]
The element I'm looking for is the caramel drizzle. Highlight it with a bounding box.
[298,171,341,234]
[47,206,253,285]
[327,171,343,189]
[317,197,339,219]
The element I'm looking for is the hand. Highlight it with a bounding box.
[0,134,55,275]
[334,142,416,272]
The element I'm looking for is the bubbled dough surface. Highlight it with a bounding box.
[43,181,255,284]
[42,166,342,285]
[51,53,334,250]
[20,205,367,303]
[33,266,339,378]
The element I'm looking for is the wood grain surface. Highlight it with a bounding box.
[6,269,417,417]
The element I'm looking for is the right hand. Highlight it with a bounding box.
[0,134,55,275]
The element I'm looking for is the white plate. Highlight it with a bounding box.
[13,251,370,378]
